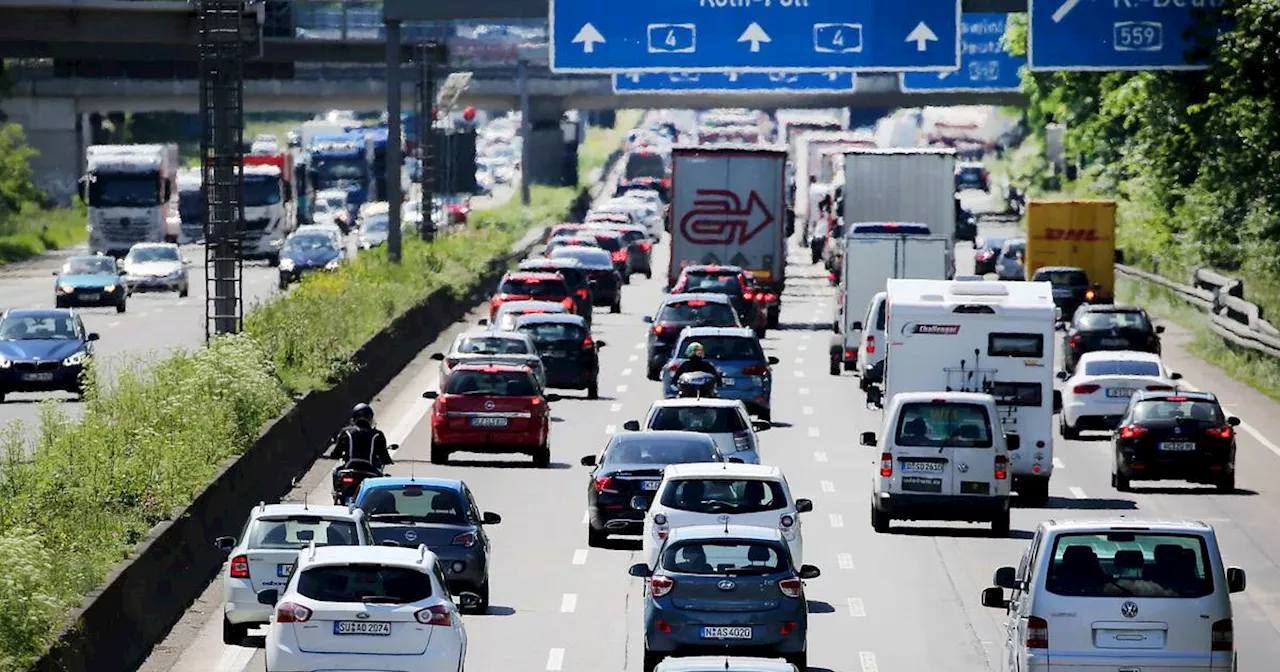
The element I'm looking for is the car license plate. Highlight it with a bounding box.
[701,626,752,640]
[721,377,735,387]
[1106,388,1134,398]
[470,417,509,427]
[22,372,54,382]
[641,480,660,491]
[1101,338,1128,347]
[901,461,944,473]
[1159,441,1197,452]
[79,293,101,301]
[1052,288,1071,297]
[333,621,391,636]
[277,563,293,577]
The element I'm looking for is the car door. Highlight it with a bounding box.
[778,476,803,564]
[1008,527,1046,672]
[463,486,491,556]
[737,406,760,455]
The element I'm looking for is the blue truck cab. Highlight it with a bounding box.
[305,131,370,221]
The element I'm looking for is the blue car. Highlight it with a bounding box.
[663,327,777,421]
[0,309,99,402]
[53,255,127,313]
[277,228,343,289]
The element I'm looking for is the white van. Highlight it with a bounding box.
[982,519,1245,671]
[862,391,1015,535]
[853,291,887,390]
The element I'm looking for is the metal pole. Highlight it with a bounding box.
[423,57,436,240]
[385,19,403,262]
[517,58,530,206]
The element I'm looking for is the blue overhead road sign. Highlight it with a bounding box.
[901,13,1023,93]
[1029,0,1219,71]
[549,0,962,73]
[613,71,857,94]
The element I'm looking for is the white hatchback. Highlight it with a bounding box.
[626,398,766,464]
[641,463,812,569]
[1058,350,1182,439]
[262,545,467,672]
[854,291,887,389]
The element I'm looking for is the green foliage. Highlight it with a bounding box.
[0,202,88,266]
[578,110,643,182]
[0,124,41,222]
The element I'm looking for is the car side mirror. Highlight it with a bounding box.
[798,565,821,580]
[257,589,279,606]
[580,455,597,467]
[1170,372,1183,380]
[482,512,502,525]
[87,333,100,342]
[546,393,563,402]
[1053,390,1062,414]
[767,356,779,365]
[623,420,641,431]
[993,566,1018,589]
[215,536,236,552]
[388,443,400,452]
[1155,325,1165,334]
[981,587,1007,609]
[629,563,652,578]
[52,270,59,276]
[430,353,445,361]
[1055,370,1070,381]
[380,539,401,547]
[851,321,863,331]
[477,318,489,326]
[596,341,607,348]
[795,498,813,513]
[1054,322,1066,331]
[422,391,439,399]
[1005,434,1021,450]
[642,315,654,323]
[753,420,771,431]
[1228,416,1242,427]
[860,431,876,446]
[630,495,651,511]
[1228,566,1246,593]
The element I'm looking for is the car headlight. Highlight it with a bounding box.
[168,269,183,278]
[62,351,88,367]
[324,259,340,271]
[0,353,10,369]
[279,259,296,271]
[104,284,117,293]
[57,285,74,294]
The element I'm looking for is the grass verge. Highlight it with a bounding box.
[0,203,87,267]
[578,110,643,182]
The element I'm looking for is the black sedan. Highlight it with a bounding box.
[581,431,724,547]
[519,257,594,323]
[1032,266,1092,321]
[1112,390,1239,492]
[515,313,605,399]
[550,247,622,314]
[643,293,741,380]
[1061,304,1163,374]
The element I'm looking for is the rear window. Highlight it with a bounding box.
[894,402,994,448]
[658,301,738,326]
[660,478,787,514]
[849,223,931,236]
[296,565,434,603]
[592,237,622,252]
[1077,311,1151,331]
[1131,399,1225,424]
[681,273,741,293]
[676,336,764,362]
[518,322,585,343]
[1083,360,1161,377]
[1045,532,1213,598]
[650,406,748,433]
[457,336,530,355]
[1035,269,1089,286]
[988,382,1043,407]
[1002,241,1025,257]
[625,154,667,180]
[551,248,612,268]
[620,230,647,245]
[249,517,359,548]
[957,166,985,181]
[358,485,467,525]
[500,278,567,298]
[989,333,1044,358]
[661,541,784,575]
[443,370,537,396]
[604,436,718,464]
[549,226,583,238]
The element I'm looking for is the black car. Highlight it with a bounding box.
[579,231,636,283]
[1061,305,1163,374]
[515,313,605,399]
[1112,390,1239,492]
[580,431,723,547]
[973,237,1007,275]
[519,257,594,323]
[551,247,622,314]
[644,294,741,380]
[1032,266,1091,320]
[955,162,990,192]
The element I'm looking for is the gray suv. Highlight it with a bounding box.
[629,525,820,672]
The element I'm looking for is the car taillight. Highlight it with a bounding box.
[561,297,576,310]
[229,554,250,579]
[452,531,477,547]
[1068,334,1082,349]
[1072,384,1100,394]
[653,324,666,336]
[994,455,1009,480]
[416,604,452,626]
[594,476,617,494]
[828,272,837,283]
[583,336,595,349]
[778,577,803,598]
[1211,618,1233,651]
[1026,616,1049,649]
[611,250,627,262]
[1206,426,1234,439]
[865,335,876,354]
[661,177,671,188]
[640,241,652,252]
[577,288,589,299]
[1119,425,1149,439]
[649,575,674,598]
[742,364,767,375]
[1084,289,1097,301]
[844,349,857,359]
[276,602,312,623]
[340,476,355,484]
[733,432,752,452]
[743,291,755,301]
[764,293,776,302]
[879,453,893,477]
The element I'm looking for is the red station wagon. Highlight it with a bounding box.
[424,363,558,467]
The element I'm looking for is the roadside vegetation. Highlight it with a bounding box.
[578,110,643,182]
[0,124,87,266]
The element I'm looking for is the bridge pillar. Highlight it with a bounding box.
[1,97,82,205]
[523,97,578,188]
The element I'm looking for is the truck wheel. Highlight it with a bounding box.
[991,510,1011,537]
[829,353,841,376]
[767,307,779,329]
[116,300,127,314]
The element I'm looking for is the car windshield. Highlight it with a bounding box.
[284,234,335,252]
[296,565,434,604]
[1078,311,1152,331]
[457,336,530,355]
[676,336,763,362]
[660,478,787,514]
[127,247,179,263]
[552,248,612,268]
[1045,532,1213,598]
[0,315,79,341]
[625,154,667,180]
[605,437,718,464]
[312,156,366,183]
[658,301,738,326]
[243,174,282,207]
[1083,360,1161,377]
[248,516,359,548]
[443,370,537,396]
[894,402,994,448]
[362,216,389,232]
[358,485,467,524]
[590,237,623,252]
[500,278,567,298]
[649,406,747,433]
[87,172,161,207]
[661,541,784,576]
[1131,399,1225,424]
[63,257,117,275]
[680,273,740,293]
[1036,270,1089,286]
[518,322,585,344]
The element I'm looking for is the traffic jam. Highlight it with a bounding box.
[205,109,1251,672]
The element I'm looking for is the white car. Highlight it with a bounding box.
[431,329,546,390]
[853,291,886,389]
[1058,350,1183,439]
[215,503,373,645]
[121,242,190,296]
[626,398,765,464]
[486,300,569,332]
[262,545,467,672]
[641,463,812,569]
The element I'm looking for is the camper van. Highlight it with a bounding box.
[879,279,1057,505]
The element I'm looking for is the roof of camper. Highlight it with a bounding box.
[886,278,1055,312]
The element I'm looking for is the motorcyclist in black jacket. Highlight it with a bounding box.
[674,342,722,383]
[330,403,394,494]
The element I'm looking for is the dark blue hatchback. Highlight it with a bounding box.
[0,309,99,402]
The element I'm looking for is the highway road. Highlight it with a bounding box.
[137,192,1280,671]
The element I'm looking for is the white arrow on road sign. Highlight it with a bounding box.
[938,70,953,80]
[1052,0,1082,23]
[628,73,641,83]
[728,71,740,82]
[827,72,839,81]
[905,22,938,52]
[572,23,605,53]
[738,22,771,53]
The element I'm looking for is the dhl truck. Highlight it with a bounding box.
[1024,200,1118,318]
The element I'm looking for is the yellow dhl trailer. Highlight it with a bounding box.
[1024,200,1117,296]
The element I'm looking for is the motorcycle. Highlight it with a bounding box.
[333,459,384,505]
[675,371,720,399]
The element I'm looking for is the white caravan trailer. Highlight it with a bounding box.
[880,278,1057,505]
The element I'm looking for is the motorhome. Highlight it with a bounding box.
[83,144,180,255]
[879,278,1057,505]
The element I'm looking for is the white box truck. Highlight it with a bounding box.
[877,278,1058,505]
[842,147,957,249]
[83,144,180,256]
[793,131,877,228]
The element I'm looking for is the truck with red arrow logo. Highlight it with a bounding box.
[669,145,788,327]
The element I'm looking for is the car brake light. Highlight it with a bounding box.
[828,272,836,283]
[778,577,803,598]
[1072,384,1100,394]
[340,476,355,484]
[594,476,617,494]
[742,364,768,375]
[866,336,876,354]
[1068,334,1082,349]
[416,604,452,626]
[611,250,627,262]
[229,554,250,579]
[577,288,589,299]
[764,293,776,302]
[661,177,671,188]
[583,336,595,348]
[743,291,755,301]
[653,324,666,336]
[1119,425,1149,439]
[640,241,652,252]
[685,300,707,307]
[1165,396,1189,402]
[994,455,1009,480]
[1211,618,1233,652]
[1085,289,1097,301]
[561,297,576,310]
[452,531,477,547]
[276,602,312,623]
[1026,616,1049,649]
[879,453,893,477]
[1206,426,1234,439]
[649,575,674,598]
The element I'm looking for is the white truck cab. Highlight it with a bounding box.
[83,144,180,255]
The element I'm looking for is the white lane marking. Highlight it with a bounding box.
[214,644,255,671]
[1182,378,1280,458]
[847,597,866,617]
[803,406,814,415]
[176,300,187,307]
[605,424,616,435]
[582,510,589,524]
[546,648,565,671]
[798,387,810,395]
[798,344,808,352]
[572,549,589,565]
[820,480,835,493]
[808,427,820,438]
[796,357,805,365]
[803,333,812,340]
[629,354,639,362]
[814,451,828,462]
[837,553,854,570]
[860,651,879,672]
[616,384,628,393]
[107,320,121,328]
[829,513,844,528]
[153,308,165,314]
[1069,486,1087,499]
[1053,457,1065,469]
[621,368,633,377]
[794,370,806,378]
[560,593,578,613]
[610,403,623,413]
[634,342,644,350]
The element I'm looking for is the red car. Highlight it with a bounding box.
[490,272,575,320]
[423,363,558,467]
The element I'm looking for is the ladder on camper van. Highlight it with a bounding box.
[943,353,1020,433]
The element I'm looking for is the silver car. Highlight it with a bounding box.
[995,237,1027,281]
[487,300,570,332]
[431,329,546,390]
[121,242,190,296]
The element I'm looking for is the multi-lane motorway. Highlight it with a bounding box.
[133,191,1280,671]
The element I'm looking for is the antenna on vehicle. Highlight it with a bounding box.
[302,493,308,510]
[410,458,416,481]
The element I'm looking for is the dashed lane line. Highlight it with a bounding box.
[629,354,639,362]
[107,320,121,328]
[838,553,854,569]
[796,357,805,365]
[829,513,844,528]
[814,451,828,462]
[560,594,577,613]
[803,406,814,415]
[616,384,629,393]
[546,648,565,671]
[794,370,806,378]
[847,597,866,617]
[634,343,644,350]
[609,403,623,413]
[605,425,616,435]
[582,510,589,525]
[820,480,835,493]
[798,344,807,352]
[808,427,820,438]
[1069,486,1087,499]
[572,549,589,565]
[621,368,632,377]
[1053,457,1065,469]
[798,387,810,395]
[860,652,879,672]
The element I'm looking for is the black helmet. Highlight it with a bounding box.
[351,403,374,425]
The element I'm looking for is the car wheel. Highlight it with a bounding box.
[116,300,127,314]
[642,648,664,672]
[587,382,599,399]
[758,408,771,422]
[179,284,189,298]
[611,300,621,314]
[0,391,6,403]
[1218,473,1236,493]
[278,276,289,291]
[465,581,490,614]
[829,353,841,376]
[767,307,779,329]
[754,325,766,339]
[222,616,250,646]
[587,525,608,548]
[1060,417,1080,441]
[644,270,652,279]
[1113,471,1131,492]
[1019,478,1050,507]
[621,273,631,285]
[991,510,1011,537]
[785,652,807,671]
[870,504,890,533]
[430,442,450,465]
[532,444,551,468]
[647,365,660,381]
[55,297,66,309]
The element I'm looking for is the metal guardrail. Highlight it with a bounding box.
[1116,264,1280,358]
